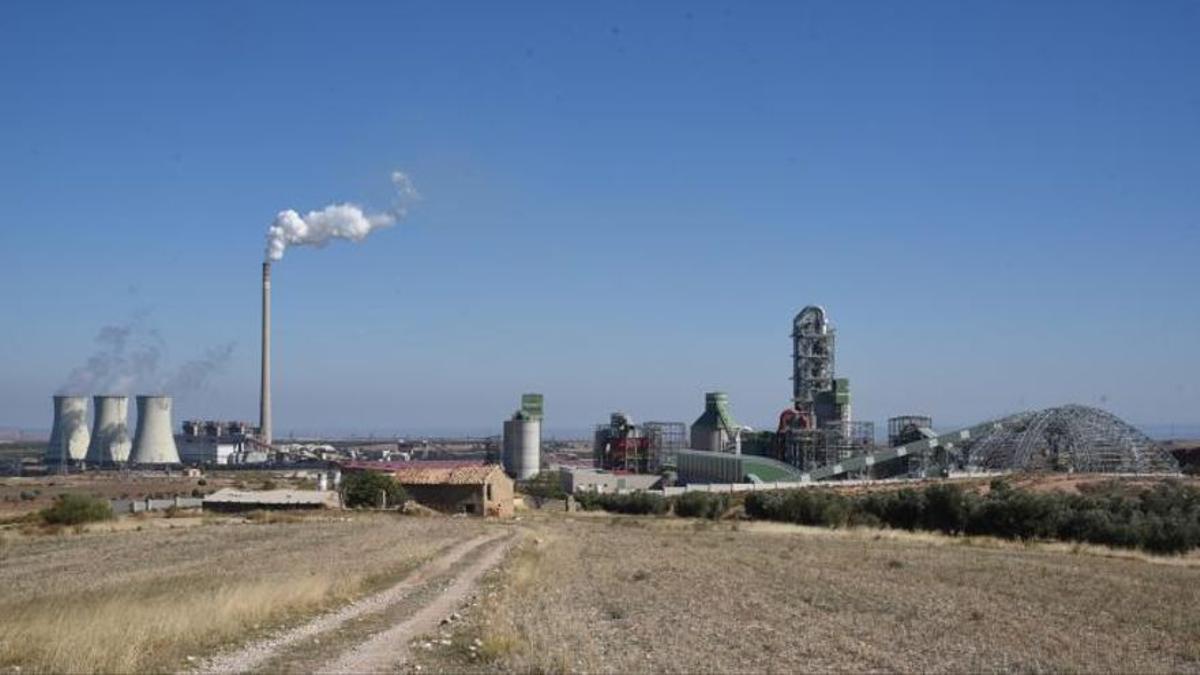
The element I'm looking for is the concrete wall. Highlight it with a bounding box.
[560,467,662,494]
[111,497,203,513]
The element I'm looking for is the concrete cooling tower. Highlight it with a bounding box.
[46,395,90,464]
[86,395,131,465]
[130,395,181,465]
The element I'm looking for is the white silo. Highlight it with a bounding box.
[130,395,182,465]
[86,395,132,465]
[46,395,90,464]
[502,414,541,480]
[501,393,543,480]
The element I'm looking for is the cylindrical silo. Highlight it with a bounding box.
[690,392,741,452]
[502,415,540,480]
[86,395,131,465]
[46,395,90,464]
[130,395,182,465]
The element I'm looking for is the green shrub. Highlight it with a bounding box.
[673,491,728,520]
[40,494,113,525]
[575,491,667,516]
[521,471,566,506]
[746,489,850,527]
[742,480,1200,555]
[341,471,408,509]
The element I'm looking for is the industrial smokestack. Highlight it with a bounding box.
[260,261,272,447]
[130,395,181,465]
[86,395,131,465]
[46,395,90,465]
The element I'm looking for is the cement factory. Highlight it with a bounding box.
[583,305,1178,489]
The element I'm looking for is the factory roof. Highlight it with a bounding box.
[390,463,508,486]
[340,459,489,471]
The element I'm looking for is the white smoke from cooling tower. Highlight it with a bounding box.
[130,395,181,465]
[265,171,419,261]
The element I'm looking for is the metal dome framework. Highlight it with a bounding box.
[966,405,1177,473]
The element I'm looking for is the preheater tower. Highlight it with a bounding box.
[260,261,272,446]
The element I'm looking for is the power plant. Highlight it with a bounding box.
[46,395,89,465]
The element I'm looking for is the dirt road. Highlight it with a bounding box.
[198,529,514,674]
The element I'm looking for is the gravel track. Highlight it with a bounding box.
[197,531,506,674]
[317,535,512,673]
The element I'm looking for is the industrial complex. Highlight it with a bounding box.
[35,290,1179,509]
[583,305,1179,490]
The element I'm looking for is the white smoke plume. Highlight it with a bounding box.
[265,170,419,261]
[60,313,236,396]
[59,312,163,394]
[161,343,236,394]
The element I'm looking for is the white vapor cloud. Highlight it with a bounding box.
[265,171,419,261]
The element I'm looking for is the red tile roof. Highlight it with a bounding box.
[390,464,507,486]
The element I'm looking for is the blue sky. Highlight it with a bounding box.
[1,1,1197,437]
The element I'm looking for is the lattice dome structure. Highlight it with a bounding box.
[965,405,1178,473]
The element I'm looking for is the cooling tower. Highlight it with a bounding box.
[46,395,90,464]
[86,395,131,465]
[502,416,540,480]
[130,395,182,465]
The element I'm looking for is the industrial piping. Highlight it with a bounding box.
[260,261,272,447]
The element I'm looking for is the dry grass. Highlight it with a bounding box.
[0,512,486,673]
[421,513,1200,673]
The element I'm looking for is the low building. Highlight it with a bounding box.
[390,463,514,518]
[178,419,267,465]
[560,467,663,494]
[201,488,341,513]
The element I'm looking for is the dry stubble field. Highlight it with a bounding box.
[419,513,1200,674]
[0,512,488,673]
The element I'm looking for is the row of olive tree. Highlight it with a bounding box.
[744,480,1200,555]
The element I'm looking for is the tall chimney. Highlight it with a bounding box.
[260,261,272,446]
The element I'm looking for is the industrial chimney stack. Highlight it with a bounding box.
[260,261,272,446]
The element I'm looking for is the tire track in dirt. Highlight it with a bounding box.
[316,536,512,673]
[197,532,506,674]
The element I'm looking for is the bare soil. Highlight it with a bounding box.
[413,513,1200,674]
[0,472,262,515]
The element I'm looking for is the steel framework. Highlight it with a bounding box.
[965,405,1177,473]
